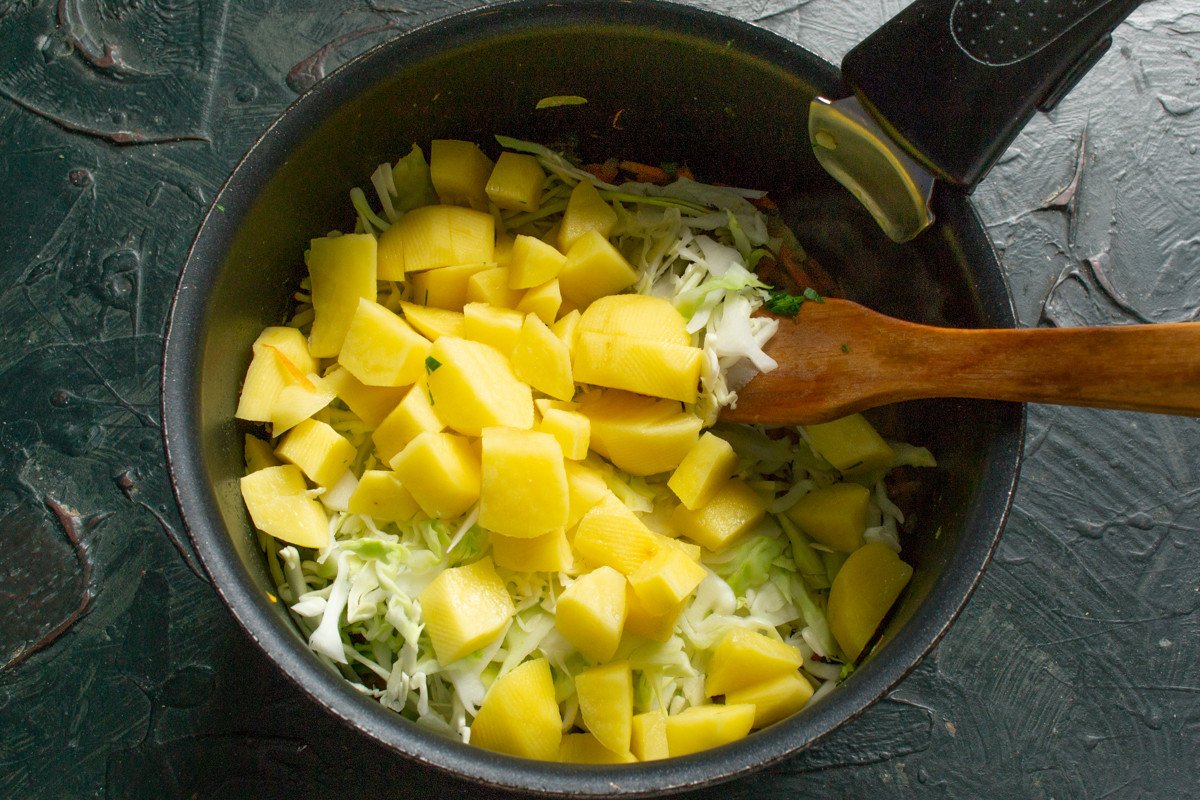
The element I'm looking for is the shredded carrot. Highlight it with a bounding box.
[676,165,695,181]
[584,161,619,183]
[618,160,671,185]
[750,195,779,211]
[611,108,626,130]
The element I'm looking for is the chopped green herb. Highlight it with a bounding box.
[839,662,856,681]
[840,343,850,354]
[765,289,806,317]
[425,356,442,373]
[216,204,225,212]
[803,287,824,303]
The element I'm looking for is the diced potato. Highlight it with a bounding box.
[564,461,612,528]
[558,180,617,252]
[628,546,707,616]
[508,234,566,289]
[785,482,870,553]
[671,478,767,552]
[391,205,495,272]
[426,337,534,436]
[376,220,406,281]
[486,152,546,211]
[579,390,702,476]
[244,434,279,472]
[555,565,627,663]
[573,498,662,576]
[235,327,316,422]
[803,414,895,479]
[669,432,739,510]
[269,374,336,435]
[274,418,356,487]
[463,302,523,357]
[516,278,562,325]
[410,263,492,310]
[631,710,669,761]
[493,233,514,268]
[725,672,815,728]
[538,408,590,460]
[472,658,561,761]
[490,528,573,572]
[307,233,378,357]
[466,266,523,308]
[389,431,481,519]
[479,427,568,538]
[623,585,684,642]
[322,366,407,428]
[535,398,579,415]
[347,469,420,522]
[558,230,638,309]
[578,294,690,345]
[418,557,513,664]
[551,308,581,349]
[371,379,444,463]
[574,661,633,756]
[558,733,637,764]
[512,314,574,402]
[704,627,804,697]
[664,704,756,757]
[828,541,913,661]
[398,301,465,340]
[430,139,494,208]
[572,331,703,403]
[239,465,329,549]
[338,299,431,387]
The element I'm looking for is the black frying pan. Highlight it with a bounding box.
[160,0,1130,794]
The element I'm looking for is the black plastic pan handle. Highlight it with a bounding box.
[842,0,1144,188]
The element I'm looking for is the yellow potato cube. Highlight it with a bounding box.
[235,327,317,422]
[269,374,336,435]
[670,478,767,552]
[579,390,702,476]
[472,658,561,761]
[410,262,492,310]
[244,434,280,472]
[463,302,524,357]
[322,366,407,428]
[628,546,707,616]
[347,469,420,522]
[573,498,662,576]
[574,661,633,756]
[307,233,377,357]
[426,337,533,436]
[466,266,522,308]
[828,541,913,661]
[371,379,443,463]
[572,331,703,403]
[493,233,514,268]
[391,204,496,272]
[338,299,431,387]
[803,413,895,479]
[430,139,494,208]
[669,432,739,510]
[274,418,356,487]
[555,565,627,663]
[785,482,870,553]
[512,314,574,402]
[479,427,569,538]
[631,710,669,761]
[486,152,546,212]
[725,672,815,728]
[538,408,590,460]
[508,234,566,289]
[564,462,612,528]
[558,733,637,764]
[704,627,804,697]
[623,586,684,643]
[389,431,481,519]
[536,398,579,414]
[664,704,756,757]
[557,180,617,252]
[398,301,465,341]
[516,278,562,325]
[418,557,513,664]
[375,219,406,281]
[551,308,581,348]
[239,465,329,549]
[558,230,638,309]
[578,294,690,345]
[490,528,573,572]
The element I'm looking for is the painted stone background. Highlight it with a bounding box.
[0,1,1197,797]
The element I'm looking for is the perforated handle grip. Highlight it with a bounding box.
[842,0,1143,188]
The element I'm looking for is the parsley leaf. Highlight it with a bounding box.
[425,356,442,373]
[765,287,824,317]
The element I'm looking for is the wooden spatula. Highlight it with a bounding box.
[721,298,1200,425]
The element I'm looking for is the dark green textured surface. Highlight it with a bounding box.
[1,1,1197,798]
